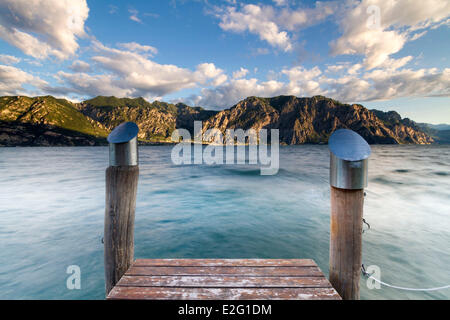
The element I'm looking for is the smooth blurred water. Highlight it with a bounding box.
[0,145,449,300]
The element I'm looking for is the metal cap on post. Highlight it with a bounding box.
[328,128,371,300]
[107,122,139,166]
[329,129,371,190]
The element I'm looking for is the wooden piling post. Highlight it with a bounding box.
[328,129,371,300]
[104,122,139,296]
[329,187,364,300]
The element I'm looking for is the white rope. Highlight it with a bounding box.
[365,274,450,292]
[361,212,450,292]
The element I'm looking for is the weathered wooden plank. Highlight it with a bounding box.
[117,275,332,288]
[126,266,323,277]
[107,286,341,300]
[133,259,317,267]
[108,259,341,300]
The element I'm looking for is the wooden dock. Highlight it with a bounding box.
[107,259,341,300]
[104,125,370,300]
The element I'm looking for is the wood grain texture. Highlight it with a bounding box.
[133,259,316,267]
[107,259,341,300]
[108,287,340,300]
[117,275,332,288]
[126,266,324,277]
[104,165,139,296]
[329,186,364,300]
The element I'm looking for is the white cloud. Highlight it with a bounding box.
[0,65,46,95]
[183,66,327,109]
[285,63,449,102]
[273,0,287,6]
[0,0,89,60]
[280,66,324,97]
[212,74,228,87]
[277,1,337,31]
[215,2,336,52]
[214,0,448,72]
[410,31,427,41]
[186,63,450,109]
[378,56,413,71]
[232,68,249,79]
[326,64,346,73]
[195,63,223,79]
[88,41,196,96]
[316,65,450,102]
[0,54,21,65]
[24,59,43,67]
[331,0,450,69]
[282,66,322,82]
[188,78,288,109]
[348,63,362,75]
[360,67,450,100]
[129,8,142,23]
[50,71,132,98]
[69,60,91,73]
[195,63,228,86]
[331,27,407,70]
[118,42,158,55]
[326,63,363,75]
[46,41,228,99]
[218,4,293,52]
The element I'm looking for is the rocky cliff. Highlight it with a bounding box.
[202,96,434,144]
[77,96,216,141]
[0,94,436,146]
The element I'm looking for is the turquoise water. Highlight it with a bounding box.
[0,145,449,300]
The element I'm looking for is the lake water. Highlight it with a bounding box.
[0,145,449,300]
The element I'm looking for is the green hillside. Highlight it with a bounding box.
[0,96,108,138]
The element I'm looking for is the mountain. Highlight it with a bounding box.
[0,96,108,146]
[369,109,434,144]
[415,122,450,144]
[202,96,433,144]
[77,96,217,141]
[418,123,450,131]
[434,130,450,143]
[0,94,438,146]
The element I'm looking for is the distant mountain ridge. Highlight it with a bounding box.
[77,96,216,141]
[0,94,444,146]
[420,123,450,131]
[202,96,433,145]
[415,122,450,144]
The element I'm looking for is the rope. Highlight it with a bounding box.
[361,265,450,292]
[361,192,450,292]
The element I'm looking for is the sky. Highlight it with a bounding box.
[0,0,449,123]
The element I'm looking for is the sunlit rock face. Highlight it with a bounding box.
[0,95,434,146]
[202,95,434,145]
